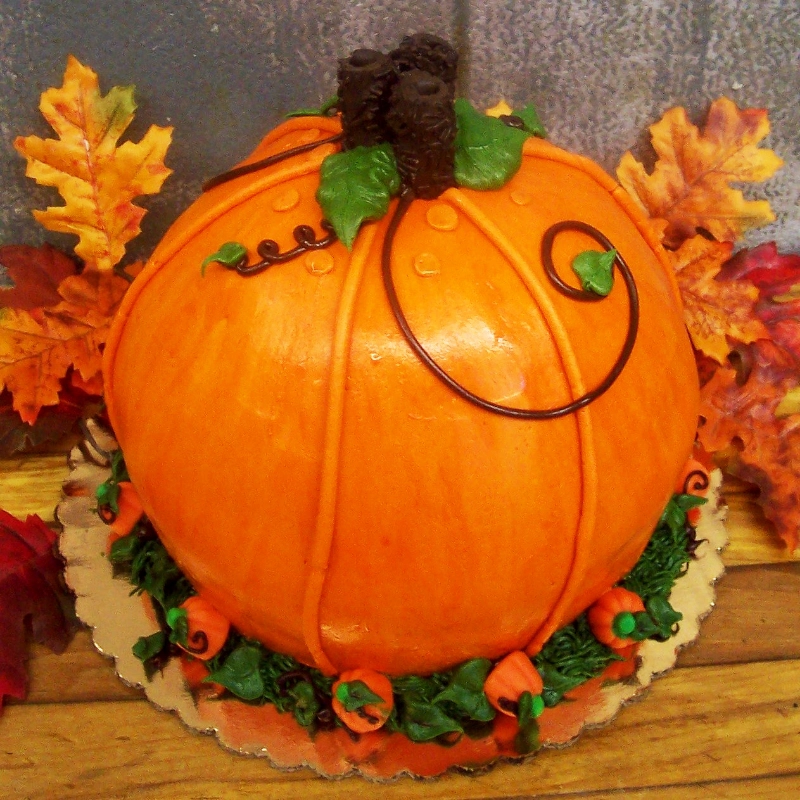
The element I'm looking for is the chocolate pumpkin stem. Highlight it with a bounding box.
[386,70,457,199]
[390,33,458,92]
[337,48,397,149]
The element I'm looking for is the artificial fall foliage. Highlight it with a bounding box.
[0,510,76,713]
[14,55,172,272]
[0,56,170,431]
[617,97,783,249]
[618,98,799,552]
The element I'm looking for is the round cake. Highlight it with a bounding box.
[100,35,700,742]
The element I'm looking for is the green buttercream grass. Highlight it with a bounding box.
[102,453,705,751]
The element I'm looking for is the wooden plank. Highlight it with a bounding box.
[677,562,800,667]
[0,454,68,523]
[1,660,798,800]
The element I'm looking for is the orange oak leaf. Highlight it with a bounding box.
[617,98,783,249]
[0,270,130,424]
[671,235,768,363]
[14,56,172,271]
[698,340,800,551]
[0,244,79,310]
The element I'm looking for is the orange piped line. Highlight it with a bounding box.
[103,153,332,431]
[442,188,599,657]
[301,224,378,676]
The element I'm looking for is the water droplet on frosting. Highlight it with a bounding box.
[510,190,532,206]
[305,251,334,275]
[413,252,441,276]
[272,188,300,212]
[426,204,458,231]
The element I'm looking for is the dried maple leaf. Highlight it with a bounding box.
[698,340,800,552]
[14,55,172,271]
[617,98,783,249]
[0,244,79,310]
[0,510,76,712]
[671,235,767,363]
[0,270,130,424]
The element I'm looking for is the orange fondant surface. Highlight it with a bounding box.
[104,116,698,676]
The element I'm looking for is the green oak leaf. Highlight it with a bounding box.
[206,644,265,701]
[571,249,617,296]
[454,99,531,190]
[201,241,248,276]
[432,658,495,722]
[316,143,400,249]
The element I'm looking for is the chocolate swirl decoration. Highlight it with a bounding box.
[202,132,344,192]
[224,221,338,276]
[183,629,210,656]
[382,191,640,420]
[683,469,710,495]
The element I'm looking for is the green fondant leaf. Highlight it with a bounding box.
[572,249,617,296]
[401,693,464,742]
[513,103,546,138]
[289,680,320,727]
[206,644,265,701]
[335,679,384,712]
[454,99,530,191]
[108,532,140,564]
[514,716,540,755]
[432,657,495,722]
[201,241,248,276]
[316,143,400,249]
[166,606,189,646]
[132,631,166,663]
[286,95,339,118]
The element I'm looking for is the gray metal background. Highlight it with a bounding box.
[1,0,797,262]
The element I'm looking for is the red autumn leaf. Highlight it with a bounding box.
[0,244,79,310]
[698,340,800,552]
[719,242,800,365]
[0,510,76,713]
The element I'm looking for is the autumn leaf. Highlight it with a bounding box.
[720,242,800,365]
[0,270,131,424]
[617,98,783,249]
[0,244,79,310]
[698,340,800,551]
[14,55,172,271]
[0,510,76,712]
[671,235,767,363]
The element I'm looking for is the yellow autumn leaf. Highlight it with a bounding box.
[671,235,768,363]
[617,97,783,249]
[14,55,172,271]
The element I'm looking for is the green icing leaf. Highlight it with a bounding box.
[286,95,339,118]
[513,103,546,138]
[432,658,495,722]
[206,644,265,701]
[335,679,384,712]
[514,716,540,755]
[201,241,248,276]
[400,693,464,742]
[572,249,617,296]
[316,143,400,249]
[132,631,167,663]
[454,99,530,191]
[289,680,320,727]
[166,606,188,646]
[108,532,140,564]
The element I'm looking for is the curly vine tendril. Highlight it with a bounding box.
[381,191,640,420]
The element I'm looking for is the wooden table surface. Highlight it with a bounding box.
[1,450,798,799]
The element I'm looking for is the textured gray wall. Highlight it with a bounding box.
[0,0,797,261]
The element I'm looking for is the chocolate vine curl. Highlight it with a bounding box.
[382,196,640,420]
[683,469,710,495]
[184,629,210,656]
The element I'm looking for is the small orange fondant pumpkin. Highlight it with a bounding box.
[104,114,698,677]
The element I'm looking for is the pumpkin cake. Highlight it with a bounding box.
[96,34,707,760]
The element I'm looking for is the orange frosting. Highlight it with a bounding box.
[103,116,699,676]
